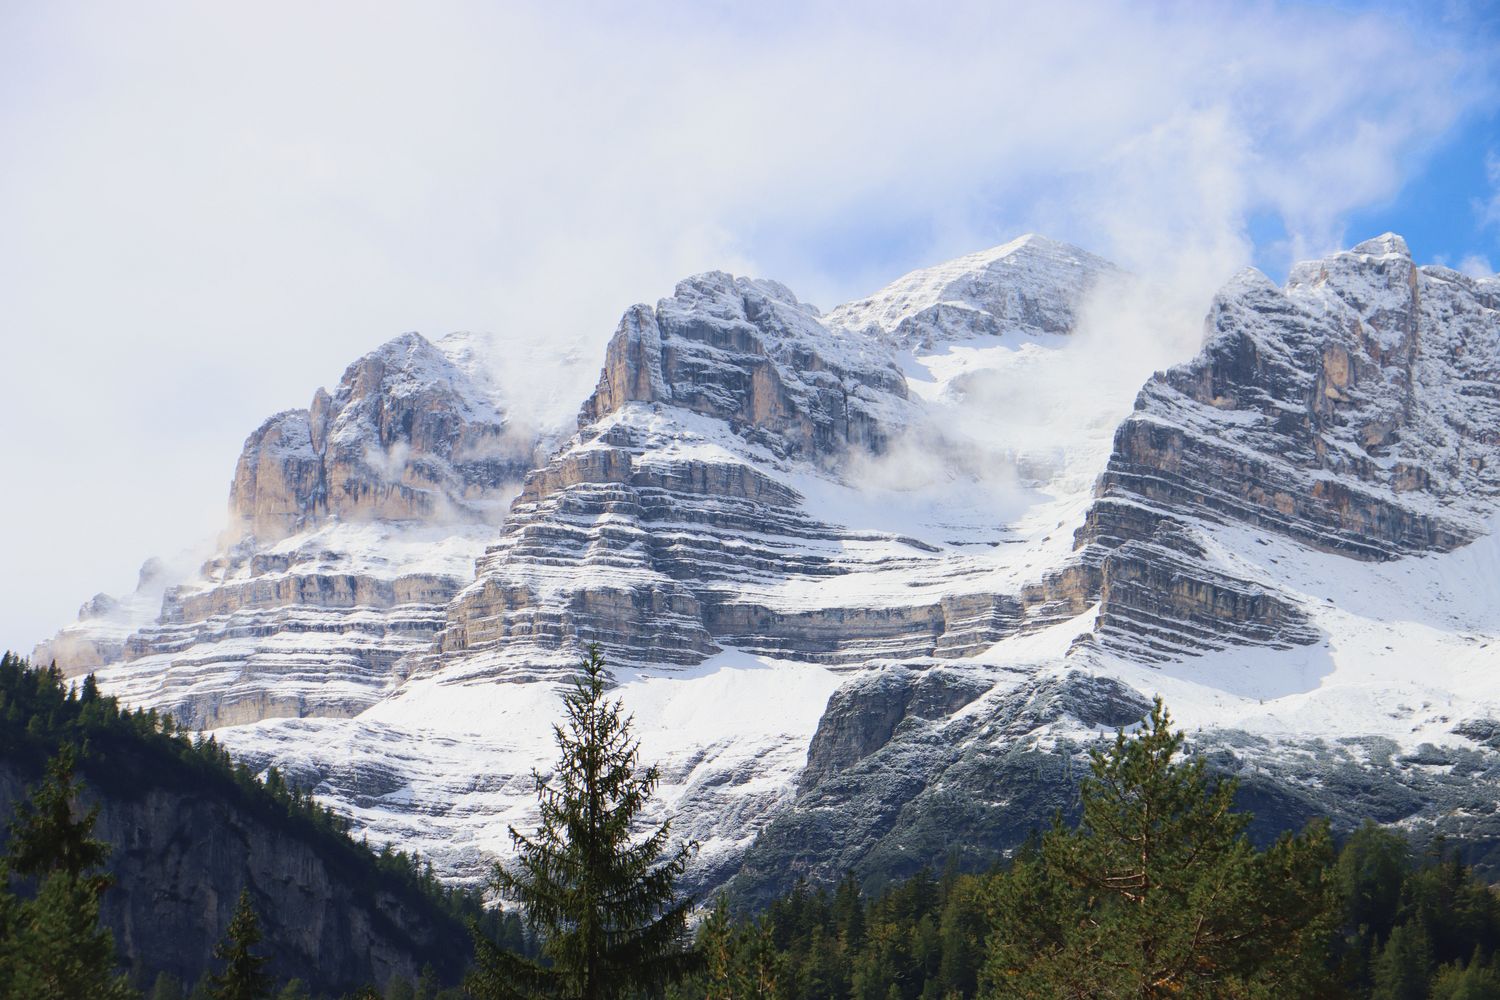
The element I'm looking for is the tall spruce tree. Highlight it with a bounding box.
[981,698,1336,999]
[0,744,137,999]
[469,646,696,1000]
[208,889,273,1000]
[7,744,111,886]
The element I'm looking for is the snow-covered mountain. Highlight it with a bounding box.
[38,233,1500,899]
[38,331,541,728]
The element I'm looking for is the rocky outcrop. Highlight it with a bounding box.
[731,669,1151,902]
[1088,532,1317,660]
[230,332,530,542]
[725,238,1500,899]
[44,233,1500,909]
[1081,236,1500,560]
[578,273,908,460]
[212,241,1121,887]
[39,331,537,729]
[825,234,1117,349]
[434,273,924,679]
[1070,236,1500,658]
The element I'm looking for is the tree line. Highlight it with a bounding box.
[677,709,1500,998]
[7,647,1500,998]
[0,652,522,998]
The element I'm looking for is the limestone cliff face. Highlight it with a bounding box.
[1082,236,1499,562]
[578,272,908,459]
[39,331,538,730]
[433,262,1122,684]
[435,272,921,679]
[43,234,1500,907]
[0,757,468,994]
[221,241,1120,891]
[230,331,528,542]
[730,237,1500,898]
[1071,235,1500,658]
[230,410,325,544]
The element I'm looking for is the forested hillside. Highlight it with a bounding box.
[0,653,525,996]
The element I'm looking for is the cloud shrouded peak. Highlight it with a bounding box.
[0,0,1493,650]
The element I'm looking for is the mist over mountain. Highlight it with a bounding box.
[35,231,1500,899]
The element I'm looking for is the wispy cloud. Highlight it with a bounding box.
[1478,150,1500,232]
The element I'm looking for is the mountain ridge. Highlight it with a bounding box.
[36,232,1500,900]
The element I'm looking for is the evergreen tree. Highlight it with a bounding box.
[832,872,865,952]
[385,976,417,1000]
[7,744,111,886]
[0,743,137,999]
[981,698,1336,999]
[1429,954,1500,1000]
[208,889,273,1000]
[151,972,188,1000]
[1372,921,1433,1000]
[936,876,987,999]
[275,979,312,1000]
[469,646,697,1000]
[5,870,139,999]
[696,896,741,1000]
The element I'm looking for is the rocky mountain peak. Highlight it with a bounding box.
[44,231,1500,906]
[824,233,1117,350]
[228,331,529,544]
[1351,232,1412,258]
[579,270,907,462]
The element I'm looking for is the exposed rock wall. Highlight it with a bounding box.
[0,754,468,994]
[39,331,536,729]
[1083,237,1500,559]
[230,332,530,542]
[41,233,1500,910]
[1073,236,1500,657]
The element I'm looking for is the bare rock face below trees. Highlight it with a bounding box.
[0,753,470,994]
[40,233,1500,901]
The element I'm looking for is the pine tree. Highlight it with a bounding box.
[7,744,111,887]
[981,698,1336,999]
[469,646,697,1000]
[208,889,273,1000]
[0,744,137,999]
[274,979,311,1000]
[1429,952,1500,1000]
[1371,921,1433,1000]
[151,972,188,1000]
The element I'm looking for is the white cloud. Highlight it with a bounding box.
[0,0,1490,651]
[1460,254,1496,277]
[1479,150,1500,231]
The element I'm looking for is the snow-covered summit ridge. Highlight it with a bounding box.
[44,231,1500,902]
[229,330,535,545]
[825,234,1117,349]
[37,328,544,729]
[578,269,909,462]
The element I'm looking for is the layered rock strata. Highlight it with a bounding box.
[41,233,1500,906]
[39,332,536,729]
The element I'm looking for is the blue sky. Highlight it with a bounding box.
[1,0,1498,651]
[1339,108,1500,275]
[1246,0,1500,277]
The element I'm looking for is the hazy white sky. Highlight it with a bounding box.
[2,1,1496,652]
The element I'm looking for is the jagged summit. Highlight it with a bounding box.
[229,330,525,543]
[38,328,543,728]
[578,268,907,457]
[1350,232,1411,258]
[825,233,1117,349]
